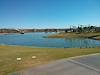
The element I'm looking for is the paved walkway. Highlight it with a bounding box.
[10,54,100,75]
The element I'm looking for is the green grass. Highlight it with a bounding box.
[0,45,100,75]
[47,32,100,39]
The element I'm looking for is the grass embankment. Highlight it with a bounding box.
[0,46,100,75]
[47,32,100,40]
[92,36,100,40]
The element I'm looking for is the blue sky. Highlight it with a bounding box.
[0,0,100,28]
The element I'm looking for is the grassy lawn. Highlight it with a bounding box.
[0,46,100,75]
[47,32,100,39]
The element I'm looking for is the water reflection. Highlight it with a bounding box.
[0,32,99,48]
[64,38,96,48]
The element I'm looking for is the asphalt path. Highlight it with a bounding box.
[10,54,100,75]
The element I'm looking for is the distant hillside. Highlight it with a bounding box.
[0,26,100,33]
[0,29,19,33]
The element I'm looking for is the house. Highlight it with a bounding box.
[95,27,100,32]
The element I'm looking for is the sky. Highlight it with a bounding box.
[0,0,100,29]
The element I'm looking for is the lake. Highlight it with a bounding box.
[0,32,100,48]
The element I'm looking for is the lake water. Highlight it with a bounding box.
[0,32,100,48]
